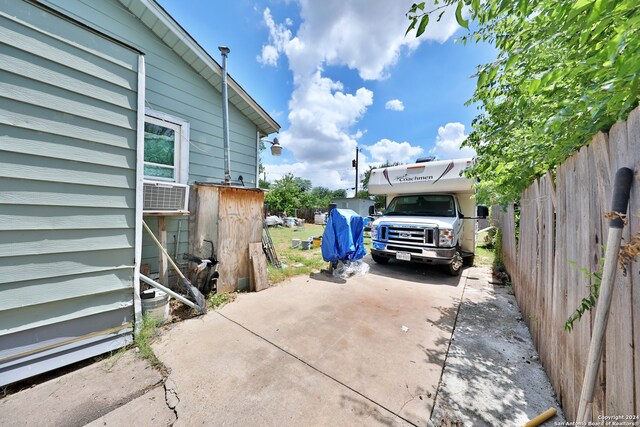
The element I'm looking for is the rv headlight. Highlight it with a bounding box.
[439,229,454,247]
[370,224,379,240]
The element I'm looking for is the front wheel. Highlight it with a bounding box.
[371,253,389,264]
[447,249,463,276]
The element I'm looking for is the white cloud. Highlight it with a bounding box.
[262,1,460,81]
[278,72,373,166]
[258,45,280,66]
[385,99,405,111]
[430,122,476,159]
[365,138,423,164]
[257,8,292,66]
[258,1,461,189]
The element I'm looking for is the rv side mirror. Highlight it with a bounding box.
[368,205,375,216]
[477,206,489,218]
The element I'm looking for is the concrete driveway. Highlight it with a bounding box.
[153,260,466,426]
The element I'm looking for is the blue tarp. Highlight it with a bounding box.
[321,208,367,262]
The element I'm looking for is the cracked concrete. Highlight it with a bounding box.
[163,378,179,423]
[86,385,176,427]
[0,262,564,426]
[0,351,163,427]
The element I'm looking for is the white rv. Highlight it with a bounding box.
[367,158,488,275]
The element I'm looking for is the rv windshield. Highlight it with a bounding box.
[385,195,456,217]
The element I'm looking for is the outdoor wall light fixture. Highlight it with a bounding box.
[263,137,283,156]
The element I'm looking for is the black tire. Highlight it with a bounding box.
[371,253,389,264]
[447,248,463,276]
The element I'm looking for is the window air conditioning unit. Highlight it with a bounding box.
[143,180,189,214]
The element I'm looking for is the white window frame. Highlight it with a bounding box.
[144,108,190,184]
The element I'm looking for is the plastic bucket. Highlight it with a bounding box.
[141,289,170,323]
[312,237,322,248]
[291,238,301,248]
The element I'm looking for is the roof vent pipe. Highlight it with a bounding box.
[218,46,231,185]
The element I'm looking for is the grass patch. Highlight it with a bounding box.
[266,224,374,283]
[266,224,375,283]
[266,224,328,283]
[208,292,237,309]
[474,245,495,267]
[474,230,496,268]
[134,314,165,371]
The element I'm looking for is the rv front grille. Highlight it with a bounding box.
[378,224,436,246]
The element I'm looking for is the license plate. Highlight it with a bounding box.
[396,252,411,261]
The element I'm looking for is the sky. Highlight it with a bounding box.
[157,0,496,194]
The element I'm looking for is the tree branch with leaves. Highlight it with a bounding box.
[408,0,640,205]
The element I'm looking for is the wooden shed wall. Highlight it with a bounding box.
[189,185,264,293]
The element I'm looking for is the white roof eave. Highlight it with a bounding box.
[118,0,280,136]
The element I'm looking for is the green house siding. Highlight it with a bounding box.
[0,0,140,385]
[41,0,261,186]
[40,0,263,275]
[35,0,258,273]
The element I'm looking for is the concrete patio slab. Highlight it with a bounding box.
[152,311,413,426]
[153,261,466,426]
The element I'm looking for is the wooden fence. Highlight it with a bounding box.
[494,106,640,420]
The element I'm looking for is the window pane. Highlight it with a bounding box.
[144,122,175,166]
[144,164,174,179]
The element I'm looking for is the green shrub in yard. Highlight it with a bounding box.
[492,228,505,272]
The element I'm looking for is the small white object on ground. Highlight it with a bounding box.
[401,325,409,333]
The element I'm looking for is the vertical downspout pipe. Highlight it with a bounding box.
[219,46,231,185]
[256,131,261,189]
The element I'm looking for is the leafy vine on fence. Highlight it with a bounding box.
[564,256,604,332]
[565,228,640,332]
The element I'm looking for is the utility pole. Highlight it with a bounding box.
[352,147,359,198]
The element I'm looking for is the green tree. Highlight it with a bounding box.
[331,189,347,199]
[407,0,640,204]
[264,173,304,215]
[309,186,334,208]
[292,177,313,193]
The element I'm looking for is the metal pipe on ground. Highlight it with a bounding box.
[139,274,200,312]
[142,220,207,313]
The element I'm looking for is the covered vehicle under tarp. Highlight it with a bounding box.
[321,209,366,262]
